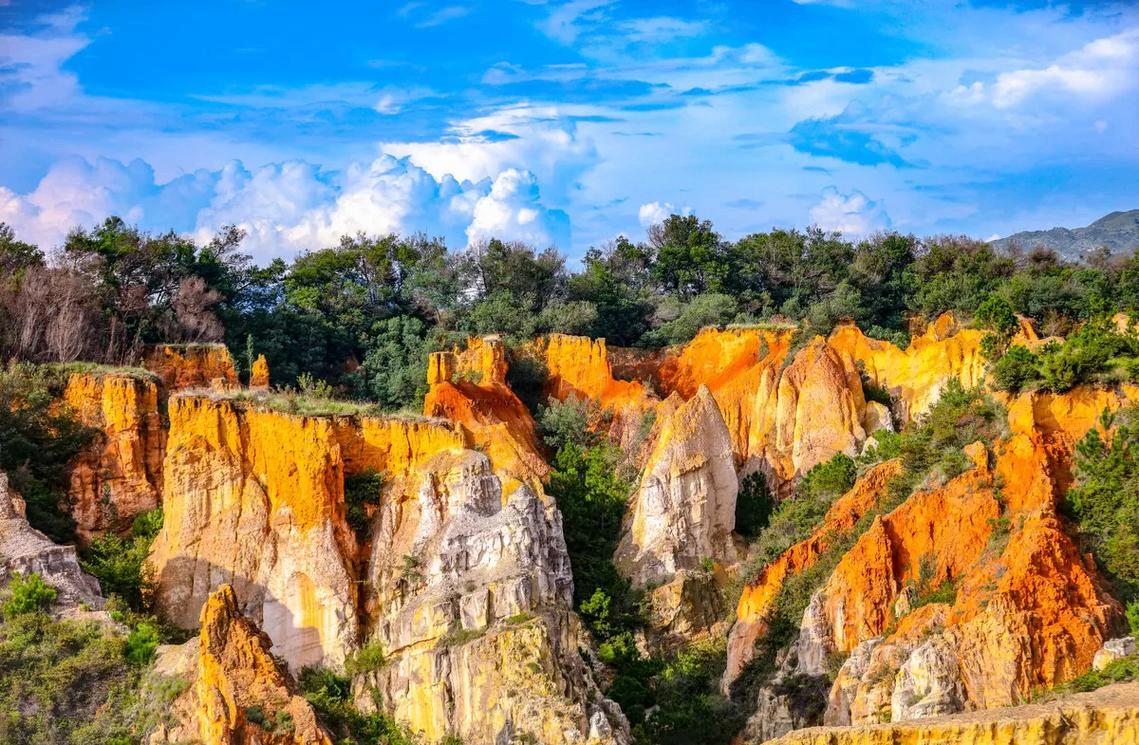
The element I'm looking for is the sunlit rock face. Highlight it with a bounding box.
[729,385,1132,736]
[143,343,239,392]
[150,584,334,745]
[148,391,624,745]
[0,471,103,609]
[359,448,628,745]
[63,371,165,541]
[756,682,1139,745]
[827,313,987,424]
[423,335,550,497]
[615,386,738,588]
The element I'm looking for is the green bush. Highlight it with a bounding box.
[124,622,160,666]
[798,453,856,502]
[537,395,598,453]
[0,362,96,543]
[3,573,57,617]
[1126,600,1139,637]
[992,345,1040,392]
[298,665,425,745]
[974,294,1017,335]
[735,472,774,539]
[81,508,163,611]
[345,640,387,675]
[344,469,384,541]
[1066,407,1139,608]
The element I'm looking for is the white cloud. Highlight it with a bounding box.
[466,169,570,247]
[808,188,891,236]
[0,154,569,263]
[991,28,1139,108]
[0,6,88,111]
[619,16,709,44]
[637,201,676,228]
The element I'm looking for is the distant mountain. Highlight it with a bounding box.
[989,209,1139,260]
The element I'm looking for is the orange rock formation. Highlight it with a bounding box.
[63,371,165,540]
[171,584,332,745]
[249,354,270,390]
[827,313,987,423]
[725,459,903,688]
[143,343,239,392]
[423,336,549,495]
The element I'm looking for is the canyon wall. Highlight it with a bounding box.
[143,343,239,392]
[63,370,165,540]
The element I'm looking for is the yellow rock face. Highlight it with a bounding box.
[143,343,239,392]
[423,336,549,497]
[171,584,333,745]
[63,371,165,541]
[758,682,1139,745]
[827,313,987,423]
[249,354,270,390]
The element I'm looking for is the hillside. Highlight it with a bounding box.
[990,209,1139,259]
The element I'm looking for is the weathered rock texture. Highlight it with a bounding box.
[249,354,270,390]
[151,585,333,745]
[143,343,239,392]
[150,394,464,670]
[149,392,623,745]
[0,472,103,609]
[757,682,1139,745]
[423,336,549,496]
[736,384,1133,735]
[725,459,903,690]
[615,386,738,587]
[827,313,986,424]
[360,447,626,744]
[63,371,165,540]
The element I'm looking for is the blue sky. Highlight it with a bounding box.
[1,0,1137,263]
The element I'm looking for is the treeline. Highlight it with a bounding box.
[3,215,1139,410]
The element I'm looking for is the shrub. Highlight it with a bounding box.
[991,345,1040,392]
[344,469,384,541]
[3,573,57,616]
[537,395,598,452]
[0,362,96,542]
[1127,600,1139,637]
[81,508,163,611]
[734,472,773,539]
[299,666,423,745]
[1066,407,1139,607]
[124,622,160,665]
[798,453,856,502]
[974,294,1017,335]
[345,640,387,675]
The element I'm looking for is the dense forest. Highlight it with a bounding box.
[3,214,1139,414]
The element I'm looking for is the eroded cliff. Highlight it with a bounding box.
[63,370,165,540]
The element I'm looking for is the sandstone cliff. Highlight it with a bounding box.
[143,343,239,392]
[0,471,103,609]
[151,584,333,745]
[827,313,986,423]
[757,681,1139,745]
[615,386,738,587]
[359,448,626,744]
[423,336,549,496]
[63,370,165,540]
[149,392,625,745]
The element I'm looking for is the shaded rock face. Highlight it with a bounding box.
[757,682,1139,745]
[143,343,239,392]
[63,371,165,541]
[615,386,738,589]
[151,584,333,745]
[423,336,550,497]
[0,472,103,609]
[361,449,627,745]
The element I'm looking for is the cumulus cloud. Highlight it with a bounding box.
[991,28,1139,108]
[808,187,890,236]
[637,201,677,228]
[0,154,568,263]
